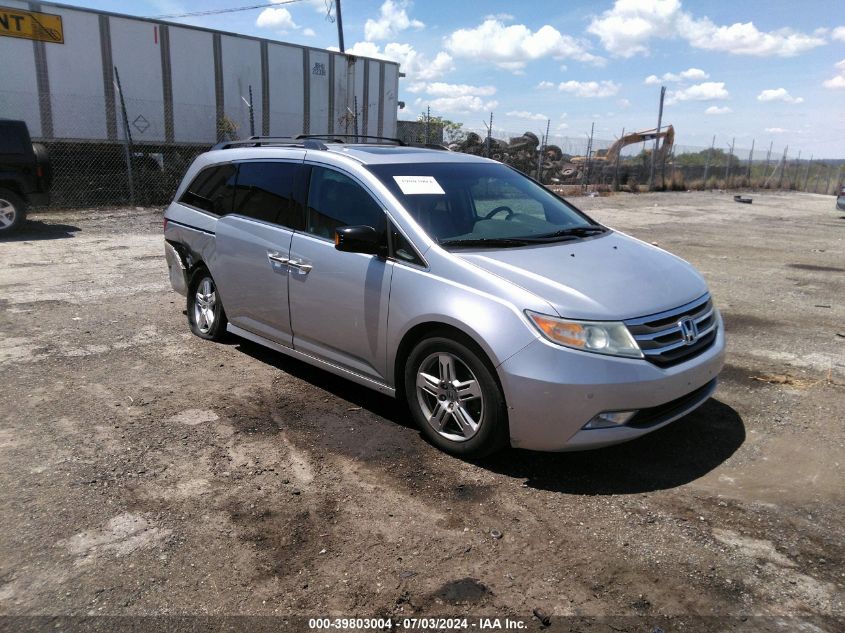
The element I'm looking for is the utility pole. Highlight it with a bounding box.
[334,0,345,52]
[703,134,715,188]
[649,86,665,190]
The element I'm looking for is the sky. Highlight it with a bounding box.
[69,0,844,156]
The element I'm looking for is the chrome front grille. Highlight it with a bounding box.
[625,294,718,367]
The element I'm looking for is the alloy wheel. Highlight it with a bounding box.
[193,277,217,334]
[0,199,16,229]
[415,352,484,442]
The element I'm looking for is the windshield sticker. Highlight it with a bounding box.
[393,175,445,195]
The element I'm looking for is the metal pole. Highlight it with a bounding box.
[777,146,788,189]
[791,150,802,189]
[582,122,594,188]
[764,140,773,186]
[353,95,359,142]
[613,127,625,190]
[485,112,492,158]
[334,0,345,52]
[703,135,715,188]
[724,137,734,188]
[423,105,429,144]
[248,85,255,137]
[803,155,813,192]
[113,66,135,206]
[746,139,755,181]
[649,86,665,190]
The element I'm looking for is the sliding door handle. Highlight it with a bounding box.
[267,252,290,265]
[287,260,312,273]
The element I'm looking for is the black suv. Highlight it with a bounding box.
[0,120,52,234]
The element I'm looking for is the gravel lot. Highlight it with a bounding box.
[1,191,843,631]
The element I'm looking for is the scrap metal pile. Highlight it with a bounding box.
[448,126,675,186]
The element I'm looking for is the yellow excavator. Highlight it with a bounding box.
[553,125,675,181]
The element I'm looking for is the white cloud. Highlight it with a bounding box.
[556,123,570,132]
[666,81,729,105]
[756,88,804,103]
[765,127,788,133]
[364,1,424,41]
[537,81,556,90]
[256,6,298,31]
[617,98,631,108]
[823,59,845,89]
[589,0,825,58]
[557,80,620,98]
[341,42,454,81]
[302,27,316,37]
[444,18,603,71]
[705,105,732,114]
[832,26,845,42]
[408,82,496,97]
[427,95,498,113]
[506,111,549,121]
[484,13,514,22]
[644,68,709,85]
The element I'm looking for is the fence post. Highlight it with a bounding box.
[791,150,802,188]
[649,86,666,191]
[484,112,493,158]
[803,155,813,192]
[248,85,255,137]
[582,122,594,189]
[724,137,734,189]
[113,66,136,206]
[703,135,715,189]
[763,141,773,187]
[354,96,360,142]
[613,127,625,191]
[746,139,755,182]
[777,146,788,189]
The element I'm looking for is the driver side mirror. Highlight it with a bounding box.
[334,225,384,256]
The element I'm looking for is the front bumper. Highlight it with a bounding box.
[498,313,726,451]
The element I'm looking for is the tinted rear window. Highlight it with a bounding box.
[233,161,303,229]
[180,164,236,215]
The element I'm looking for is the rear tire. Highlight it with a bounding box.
[0,189,26,235]
[404,335,508,458]
[187,268,228,341]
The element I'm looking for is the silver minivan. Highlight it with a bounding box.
[164,138,725,457]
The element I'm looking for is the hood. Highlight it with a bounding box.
[454,231,708,321]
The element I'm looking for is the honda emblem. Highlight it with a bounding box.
[678,316,699,344]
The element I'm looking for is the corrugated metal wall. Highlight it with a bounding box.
[0,1,400,144]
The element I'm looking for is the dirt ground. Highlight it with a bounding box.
[1,191,843,632]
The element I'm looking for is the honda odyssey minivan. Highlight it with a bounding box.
[164,137,725,457]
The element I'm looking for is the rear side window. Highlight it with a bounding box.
[232,161,303,228]
[306,166,385,239]
[180,164,236,215]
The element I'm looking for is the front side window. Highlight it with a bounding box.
[306,166,386,239]
[180,164,236,215]
[367,162,604,247]
[233,161,303,228]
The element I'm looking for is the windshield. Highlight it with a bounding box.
[367,162,603,246]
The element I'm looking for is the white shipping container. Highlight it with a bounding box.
[0,1,400,144]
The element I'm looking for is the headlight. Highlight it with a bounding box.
[526,311,643,359]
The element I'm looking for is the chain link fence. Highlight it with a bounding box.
[4,88,844,209]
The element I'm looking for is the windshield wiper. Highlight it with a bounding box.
[530,225,608,240]
[438,237,535,248]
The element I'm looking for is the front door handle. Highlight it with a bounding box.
[287,260,312,273]
[268,252,290,265]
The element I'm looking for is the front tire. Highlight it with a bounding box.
[0,189,26,235]
[187,268,228,341]
[404,336,508,458]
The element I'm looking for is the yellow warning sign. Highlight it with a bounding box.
[0,5,63,44]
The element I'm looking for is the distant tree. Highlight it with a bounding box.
[415,113,466,144]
